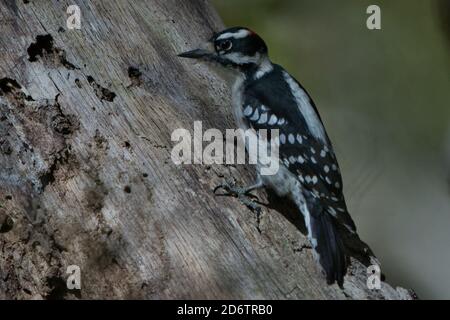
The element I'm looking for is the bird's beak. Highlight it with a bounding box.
[178,41,216,61]
[177,48,212,59]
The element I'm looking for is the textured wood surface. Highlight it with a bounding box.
[0,0,414,299]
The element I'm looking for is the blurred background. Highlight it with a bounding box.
[212,0,450,299]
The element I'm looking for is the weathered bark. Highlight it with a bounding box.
[0,0,414,299]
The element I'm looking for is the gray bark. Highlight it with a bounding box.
[0,0,415,299]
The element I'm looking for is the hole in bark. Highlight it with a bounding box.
[124,186,131,194]
[23,288,32,295]
[0,213,14,233]
[0,139,12,155]
[128,66,142,87]
[27,34,78,70]
[0,78,21,96]
[86,75,116,102]
[128,66,141,78]
[45,276,68,300]
[27,34,53,62]
[39,168,56,188]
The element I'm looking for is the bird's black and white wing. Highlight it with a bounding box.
[241,64,355,285]
[242,65,356,231]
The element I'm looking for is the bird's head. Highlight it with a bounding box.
[178,27,268,73]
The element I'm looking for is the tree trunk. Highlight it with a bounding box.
[0,0,414,299]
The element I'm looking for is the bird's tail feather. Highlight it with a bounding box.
[293,189,348,286]
[307,205,347,287]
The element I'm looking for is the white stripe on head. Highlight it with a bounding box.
[217,29,251,40]
[222,52,261,65]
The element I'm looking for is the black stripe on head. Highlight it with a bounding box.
[213,27,268,56]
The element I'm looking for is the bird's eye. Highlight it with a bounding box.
[218,40,232,52]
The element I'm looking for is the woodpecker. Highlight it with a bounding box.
[179,27,356,286]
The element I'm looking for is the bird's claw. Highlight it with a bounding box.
[214,179,263,231]
[213,179,258,199]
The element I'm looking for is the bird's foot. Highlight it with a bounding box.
[214,179,263,231]
[213,178,259,199]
